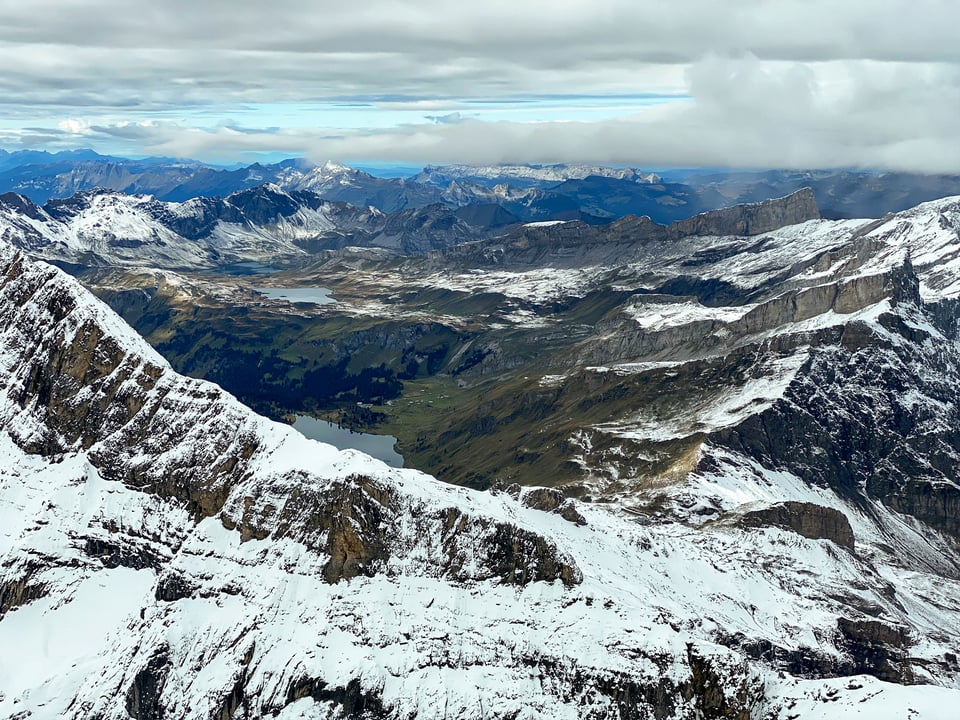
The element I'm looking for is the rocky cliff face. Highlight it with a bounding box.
[3,221,960,719]
[669,188,819,238]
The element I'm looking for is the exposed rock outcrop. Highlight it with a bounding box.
[125,648,172,720]
[837,619,913,684]
[0,565,46,619]
[521,487,589,525]
[737,502,855,551]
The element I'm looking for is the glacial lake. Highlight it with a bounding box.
[293,415,404,467]
[256,287,336,305]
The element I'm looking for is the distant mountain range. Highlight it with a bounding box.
[0,184,513,269]
[3,149,960,223]
[412,163,662,188]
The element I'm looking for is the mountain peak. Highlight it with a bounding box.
[320,159,352,173]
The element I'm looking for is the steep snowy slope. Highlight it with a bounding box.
[2,236,960,717]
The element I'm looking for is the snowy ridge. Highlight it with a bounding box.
[0,182,512,269]
[2,242,960,716]
[0,186,428,268]
[558,199,960,485]
[0,190,212,268]
[426,195,960,306]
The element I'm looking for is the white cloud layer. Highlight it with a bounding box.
[1,1,959,169]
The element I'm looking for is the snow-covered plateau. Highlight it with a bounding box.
[2,192,960,719]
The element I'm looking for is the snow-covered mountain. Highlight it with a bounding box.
[0,185,497,269]
[0,154,448,211]
[2,198,960,718]
[5,151,960,226]
[270,161,448,213]
[414,165,672,221]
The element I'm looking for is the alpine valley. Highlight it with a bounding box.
[1,162,960,719]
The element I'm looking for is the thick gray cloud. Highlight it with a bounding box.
[3,1,958,63]
[2,1,960,169]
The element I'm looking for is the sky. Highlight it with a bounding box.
[1,0,959,171]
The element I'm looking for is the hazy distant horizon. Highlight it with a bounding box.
[0,147,937,184]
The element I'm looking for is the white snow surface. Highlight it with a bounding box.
[0,191,212,268]
[421,266,610,303]
[523,220,569,228]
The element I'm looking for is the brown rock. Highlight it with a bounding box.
[738,501,855,551]
[522,487,564,512]
[522,487,588,526]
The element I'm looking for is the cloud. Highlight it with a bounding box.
[2,1,958,63]
[0,2,955,106]
[57,119,93,135]
[0,2,959,169]
[47,55,960,172]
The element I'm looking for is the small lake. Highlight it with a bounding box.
[256,287,336,305]
[293,415,404,467]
